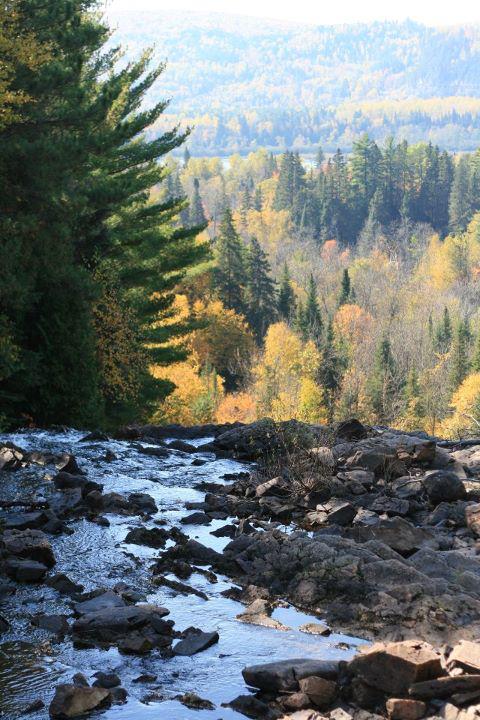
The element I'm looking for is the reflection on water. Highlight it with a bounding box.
[0,429,365,719]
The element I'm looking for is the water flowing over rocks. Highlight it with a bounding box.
[3,420,480,718]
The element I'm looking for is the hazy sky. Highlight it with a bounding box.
[107,0,480,26]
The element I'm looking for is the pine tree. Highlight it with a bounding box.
[213,208,246,315]
[190,178,207,227]
[472,330,480,373]
[338,269,351,306]
[278,263,296,321]
[253,186,263,212]
[450,320,470,391]
[367,336,396,423]
[183,146,191,167]
[303,274,323,345]
[449,156,474,234]
[435,308,453,353]
[319,319,341,423]
[244,238,277,342]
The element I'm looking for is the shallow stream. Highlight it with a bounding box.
[0,429,365,719]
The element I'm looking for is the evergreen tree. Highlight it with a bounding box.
[338,269,352,306]
[213,208,246,315]
[472,330,480,373]
[190,178,207,227]
[183,146,191,166]
[278,263,296,321]
[0,0,208,426]
[450,320,470,391]
[449,156,474,234]
[319,320,341,423]
[244,238,277,342]
[435,308,453,353]
[303,274,323,345]
[253,186,263,211]
[367,336,396,423]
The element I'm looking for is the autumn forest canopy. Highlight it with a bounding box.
[3,1,480,439]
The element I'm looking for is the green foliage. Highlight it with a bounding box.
[244,238,278,342]
[213,208,246,315]
[278,263,296,321]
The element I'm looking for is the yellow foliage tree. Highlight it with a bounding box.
[216,392,257,424]
[440,372,480,439]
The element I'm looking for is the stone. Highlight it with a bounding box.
[371,497,410,516]
[299,676,337,708]
[180,512,212,525]
[72,604,171,649]
[243,659,339,692]
[173,628,219,656]
[118,634,153,654]
[32,614,69,635]
[74,590,125,615]
[137,445,169,458]
[283,692,312,710]
[49,684,111,718]
[410,675,480,700]
[168,439,197,453]
[225,694,279,719]
[324,499,357,526]
[53,471,103,497]
[4,511,49,530]
[348,640,442,696]
[422,471,467,505]
[236,599,289,630]
[298,623,331,636]
[109,688,128,704]
[3,528,55,567]
[6,558,48,582]
[447,641,480,673]
[386,698,426,719]
[92,672,121,689]
[128,493,158,514]
[466,505,480,537]
[47,573,84,596]
[176,692,215,710]
[72,674,89,687]
[350,516,438,555]
[124,527,169,548]
[255,477,289,498]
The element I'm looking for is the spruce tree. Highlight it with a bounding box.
[450,320,470,391]
[190,178,207,227]
[303,274,323,345]
[319,320,341,423]
[367,336,396,423]
[213,208,246,315]
[435,308,453,353]
[244,238,277,342]
[338,269,351,306]
[278,263,296,321]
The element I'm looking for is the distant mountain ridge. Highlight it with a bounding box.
[107,11,480,154]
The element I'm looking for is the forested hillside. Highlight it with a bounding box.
[153,141,480,438]
[109,10,480,153]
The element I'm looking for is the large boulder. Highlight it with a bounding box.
[49,684,110,718]
[422,470,467,505]
[348,517,438,556]
[348,640,442,696]
[243,659,339,692]
[173,628,219,656]
[208,419,323,460]
[2,528,55,567]
[72,604,172,650]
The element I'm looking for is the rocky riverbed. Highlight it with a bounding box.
[2,419,480,719]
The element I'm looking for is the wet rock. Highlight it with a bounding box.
[180,511,212,525]
[2,528,56,567]
[243,659,339,692]
[282,692,312,710]
[5,558,49,582]
[422,471,467,505]
[118,634,154,654]
[225,694,280,719]
[176,692,215,710]
[72,673,89,687]
[335,419,369,441]
[0,614,9,632]
[299,623,331,636]
[128,493,158,515]
[49,684,111,718]
[173,627,219,655]
[211,523,237,538]
[74,590,125,615]
[109,687,128,704]
[391,477,424,500]
[23,699,45,714]
[92,672,121,689]
[348,640,442,696]
[80,431,109,442]
[53,471,102,497]
[55,454,85,475]
[137,445,169,458]
[323,499,356,525]
[4,511,49,530]
[0,442,26,470]
[236,599,290,630]
[124,526,169,548]
[152,575,209,600]
[168,439,198,453]
[132,674,157,684]
[299,676,337,708]
[386,698,427,719]
[32,614,70,635]
[47,573,84,596]
[72,604,172,651]
[210,419,322,460]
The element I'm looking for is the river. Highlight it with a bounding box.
[0,428,364,719]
